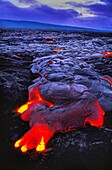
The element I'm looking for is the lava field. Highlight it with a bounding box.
[0,29,112,170]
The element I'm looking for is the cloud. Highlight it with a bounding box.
[4,0,106,18]
[3,0,105,9]
[101,0,112,4]
[65,0,106,18]
[37,0,105,9]
[34,5,79,24]
[0,1,79,25]
[89,4,112,17]
[3,0,38,8]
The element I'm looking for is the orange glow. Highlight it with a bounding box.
[36,88,43,101]
[17,102,31,114]
[46,40,54,44]
[16,86,54,115]
[54,47,63,53]
[14,139,22,148]
[47,61,52,65]
[99,51,112,58]
[103,76,112,84]
[29,86,44,101]
[15,83,106,153]
[14,125,54,152]
[46,36,52,39]
[21,145,27,153]
[84,102,105,128]
[103,51,112,58]
[28,86,54,107]
[36,136,45,152]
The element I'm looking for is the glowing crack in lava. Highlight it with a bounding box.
[14,83,105,153]
[99,51,112,58]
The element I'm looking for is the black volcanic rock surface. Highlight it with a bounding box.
[0,29,112,170]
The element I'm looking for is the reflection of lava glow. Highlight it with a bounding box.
[36,136,45,152]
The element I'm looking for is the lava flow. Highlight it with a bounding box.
[36,136,45,152]
[14,83,105,153]
[15,86,54,152]
[99,51,112,58]
[102,75,112,84]
[16,86,53,115]
[14,125,53,153]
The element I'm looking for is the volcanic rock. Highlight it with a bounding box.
[0,30,112,170]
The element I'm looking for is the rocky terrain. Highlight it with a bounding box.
[0,29,112,170]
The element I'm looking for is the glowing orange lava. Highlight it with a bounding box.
[36,136,45,152]
[14,125,54,153]
[15,85,105,153]
[84,102,105,127]
[14,139,22,148]
[99,51,112,58]
[103,76,112,84]
[16,87,54,115]
[53,47,63,53]
[46,36,52,39]
[17,102,31,114]
[21,145,27,153]
[46,40,54,44]
[28,86,54,107]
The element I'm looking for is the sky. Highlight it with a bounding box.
[0,0,112,30]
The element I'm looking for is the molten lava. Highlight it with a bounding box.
[21,145,27,153]
[84,102,105,127]
[16,87,53,115]
[14,139,22,148]
[14,86,54,152]
[36,136,45,152]
[28,86,53,107]
[14,84,105,153]
[14,125,54,152]
[17,102,31,114]
[102,76,112,84]
[99,51,112,58]
[53,47,63,53]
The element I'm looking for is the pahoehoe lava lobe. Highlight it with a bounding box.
[38,82,88,104]
[38,81,112,112]
[23,84,104,129]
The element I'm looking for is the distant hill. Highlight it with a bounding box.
[0,19,111,32]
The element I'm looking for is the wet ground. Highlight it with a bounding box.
[0,29,112,170]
